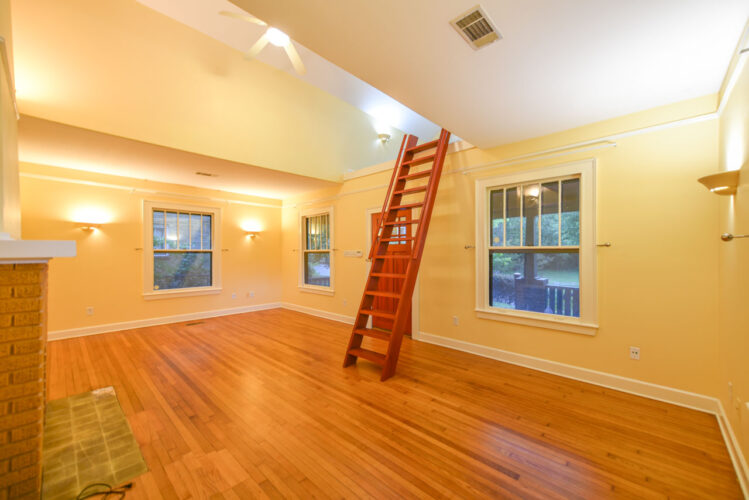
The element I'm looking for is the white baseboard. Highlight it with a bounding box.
[414,331,719,413]
[717,401,749,498]
[48,302,282,341]
[281,302,355,325]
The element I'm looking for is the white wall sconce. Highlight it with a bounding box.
[378,133,391,144]
[76,223,101,231]
[698,170,740,195]
[240,221,262,238]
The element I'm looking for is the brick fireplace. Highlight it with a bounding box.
[0,238,74,500]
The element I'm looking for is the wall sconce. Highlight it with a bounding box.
[76,223,101,231]
[244,231,259,238]
[240,221,262,238]
[698,170,740,195]
[378,133,391,144]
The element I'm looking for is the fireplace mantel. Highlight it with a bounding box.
[0,233,76,263]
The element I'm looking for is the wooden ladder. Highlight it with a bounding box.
[343,129,451,381]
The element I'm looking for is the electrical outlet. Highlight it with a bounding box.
[249,291,255,298]
[85,306,94,316]
[231,293,237,299]
[453,315,459,326]
[728,382,734,403]
[343,299,347,306]
[629,346,640,360]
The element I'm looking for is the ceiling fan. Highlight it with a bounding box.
[219,11,306,75]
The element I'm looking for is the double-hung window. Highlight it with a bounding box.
[299,207,333,292]
[143,201,222,298]
[475,160,597,334]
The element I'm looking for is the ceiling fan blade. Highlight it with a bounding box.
[219,10,266,26]
[284,42,306,75]
[245,34,270,59]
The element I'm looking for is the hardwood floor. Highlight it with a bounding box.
[46,309,742,499]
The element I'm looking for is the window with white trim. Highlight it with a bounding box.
[143,201,222,298]
[300,207,333,291]
[475,160,597,333]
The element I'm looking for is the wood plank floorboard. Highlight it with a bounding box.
[46,309,742,499]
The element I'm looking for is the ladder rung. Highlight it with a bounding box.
[374,254,410,259]
[353,328,391,341]
[379,237,414,242]
[399,170,433,181]
[348,348,386,365]
[383,219,421,226]
[371,272,406,278]
[365,291,401,298]
[390,203,423,211]
[393,186,428,195]
[358,309,396,320]
[406,140,439,154]
[402,154,436,167]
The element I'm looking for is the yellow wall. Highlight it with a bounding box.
[20,163,282,333]
[0,0,20,238]
[282,96,722,398]
[718,56,749,459]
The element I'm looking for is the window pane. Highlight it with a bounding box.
[153,210,165,250]
[561,179,580,246]
[202,215,212,249]
[505,187,521,246]
[522,184,539,246]
[490,251,580,317]
[165,212,178,250]
[178,213,190,250]
[305,214,330,251]
[304,252,330,287]
[541,182,559,246]
[322,214,330,250]
[490,189,504,246]
[154,252,212,290]
[190,214,202,249]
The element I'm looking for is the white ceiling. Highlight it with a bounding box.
[229,0,749,149]
[135,0,442,141]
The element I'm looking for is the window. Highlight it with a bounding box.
[143,201,221,298]
[475,160,597,334]
[300,207,333,293]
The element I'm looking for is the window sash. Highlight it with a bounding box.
[153,210,213,251]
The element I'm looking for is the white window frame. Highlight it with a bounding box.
[299,206,334,295]
[475,159,598,335]
[142,200,222,299]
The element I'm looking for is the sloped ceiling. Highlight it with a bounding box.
[10,0,409,184]
[230,0,749,148]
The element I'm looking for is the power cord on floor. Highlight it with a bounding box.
[76,482,133,499]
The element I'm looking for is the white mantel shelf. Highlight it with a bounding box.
[0,233,76,263]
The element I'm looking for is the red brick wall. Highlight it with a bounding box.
[0,264,47,500]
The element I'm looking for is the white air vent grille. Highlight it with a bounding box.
[451,5,501,50]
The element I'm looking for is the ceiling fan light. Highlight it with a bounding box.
[266,27,290,47]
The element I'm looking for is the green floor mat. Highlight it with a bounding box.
[42,386,148,500]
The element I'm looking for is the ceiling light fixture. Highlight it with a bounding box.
[266,27,290,47]
[378,133,391,144]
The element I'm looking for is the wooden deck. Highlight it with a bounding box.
[47,308,742,499]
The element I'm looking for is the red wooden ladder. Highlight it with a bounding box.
[343,129,451,381]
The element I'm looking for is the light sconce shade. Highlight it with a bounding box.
[76,223,101,231]
[378,133,391,144]
[240,221,263,238]
[698,170,740,195]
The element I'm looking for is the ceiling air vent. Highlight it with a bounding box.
[195,171,218,177]
[451,5,501,50]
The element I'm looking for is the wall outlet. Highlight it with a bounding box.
[85,306,94,316]
[453,315,459,326]
[231,293,237,299]
[249,291,255,298]
[343,299,348,306]
[629,346,640,360]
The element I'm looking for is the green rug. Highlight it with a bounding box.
[42,387,148,500]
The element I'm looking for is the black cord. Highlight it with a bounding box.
[76,482,133,499]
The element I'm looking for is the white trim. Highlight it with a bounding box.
[716,401,749,498]
[142,200,222,296]
[474,159,597,330]
[281,302,355,325]
[299,206,335,291]
[414,330,719,414]
[19,172,282,208]
[48,302,282,340]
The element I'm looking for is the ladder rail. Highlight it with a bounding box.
[412,129,451,260]
[368,134,409,261]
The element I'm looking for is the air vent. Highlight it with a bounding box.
[195,171,218,177]
[451,5,501,50]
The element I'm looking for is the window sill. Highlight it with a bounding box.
[475,308,598,336]
[298,285,335,296]
[143,286,223,300]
